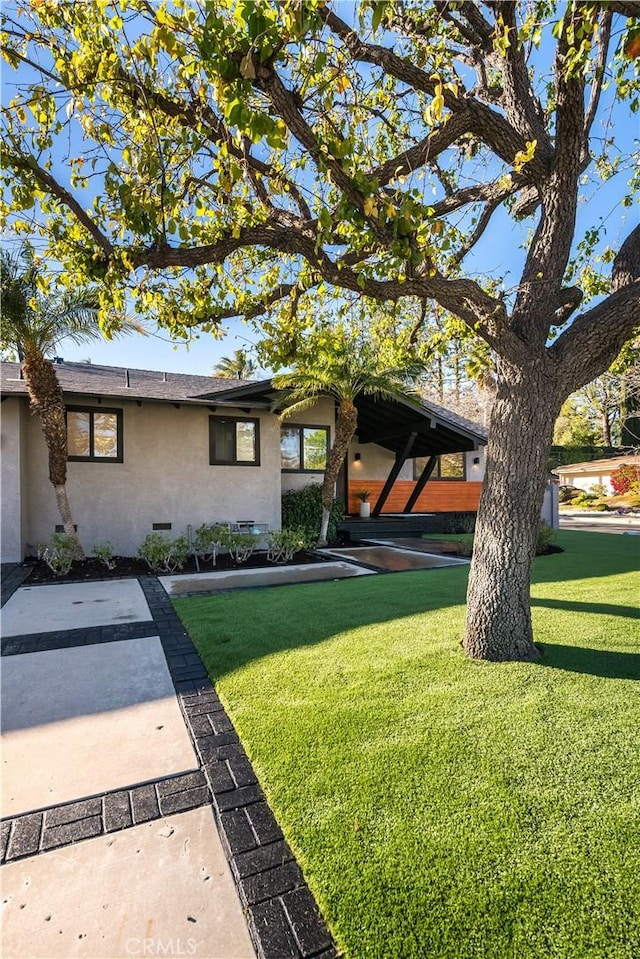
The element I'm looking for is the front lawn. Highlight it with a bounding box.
[174,530,640,959]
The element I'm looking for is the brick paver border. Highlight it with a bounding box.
[1,575,337,959]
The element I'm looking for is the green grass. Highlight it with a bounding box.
[174,531,640,959]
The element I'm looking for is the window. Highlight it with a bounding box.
[210,416,260,465]
[413,452,466,480]
[67,407,123,462]
[280,425,329,471]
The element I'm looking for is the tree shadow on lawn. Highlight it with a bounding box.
[531,596,640,620]
[536,642,640,680]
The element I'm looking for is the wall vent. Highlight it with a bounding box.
[152,522,172,531]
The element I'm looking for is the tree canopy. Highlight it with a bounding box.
[2,0,638,367]
[2,0,639,661]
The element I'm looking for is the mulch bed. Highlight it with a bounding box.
[23,549,332,586]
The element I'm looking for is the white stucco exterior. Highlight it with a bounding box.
[5,395,283,561]
[1,398,26,563]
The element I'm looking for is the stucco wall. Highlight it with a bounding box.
[21,397,283,558]
[1,398,24,562]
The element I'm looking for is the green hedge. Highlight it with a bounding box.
[281,483,344,544]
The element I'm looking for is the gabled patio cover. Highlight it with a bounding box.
[194,379,487,514]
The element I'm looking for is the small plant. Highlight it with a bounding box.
[192,523,230,570]
[138,532,190,573]
[267,528,312,564]
[92,541,117,570]
[537,521,555,552]
[356,490,370,502]
[225,531,257,564]
[37,532,76,576]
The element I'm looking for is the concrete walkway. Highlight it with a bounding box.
[1,574,336,959]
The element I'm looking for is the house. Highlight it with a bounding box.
[0,360,489,563]
[553,454,640,496]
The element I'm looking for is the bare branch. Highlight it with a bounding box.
[582,10,612,164]
[371,113,471,187]
[318,6,551,177]
[493,3,551,153]
[550,225,640,390]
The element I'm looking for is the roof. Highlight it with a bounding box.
[553,455,640,476]
[195,379,488,457]
[0,361,248,406]
[1,360,487,457]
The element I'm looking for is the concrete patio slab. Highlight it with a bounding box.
[161,560,374,596]
[364,537,468,555]
[1,638,198,816]
[1,579,152,637]
[319,545,469,571]
[1,805,256,959]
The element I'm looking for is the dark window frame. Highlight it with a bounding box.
[209,415,261,466]
[66,405,123,463]
[413,452,466,481]
[280,423,330,473]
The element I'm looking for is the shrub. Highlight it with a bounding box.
[92,542,117,570]
[281,483,344,544]
[454,535,474,557]
[225,531,257,564]
[37,532,76,576]
[267,528,312,564]
[589,483,608,499]
[454,522,555,559]
[192,523,230,568]
[572,491,596,507]
[611,463,640,495]
[537,521,556,552]
[138,532,190,573]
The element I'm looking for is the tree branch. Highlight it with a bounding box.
[550,225,640,391]
[318,6,551,177]
[582,10,612,164]
[493,3,551,154]
[4,147,114,257]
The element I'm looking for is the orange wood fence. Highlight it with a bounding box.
[347,480,482,515]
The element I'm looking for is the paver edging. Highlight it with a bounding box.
[138,576,338,959]
[1,771,210,862]
[0,563,32,607]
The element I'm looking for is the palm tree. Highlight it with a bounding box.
[213,349,257,379]
[274,333,425,546]
[0,244,144,558]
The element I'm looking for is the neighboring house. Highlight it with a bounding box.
[0,360,488,562]
[553,455,640,495]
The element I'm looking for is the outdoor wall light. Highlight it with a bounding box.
[354,452,362,461]
[473,456,480,465]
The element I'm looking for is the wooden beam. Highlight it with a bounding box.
[357,418,436,444]
[372,432,417,517]
[403,454,438,513]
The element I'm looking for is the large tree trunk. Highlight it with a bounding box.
[318,400,358,547]
[22,350,84,558]
[463,364,563,661]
